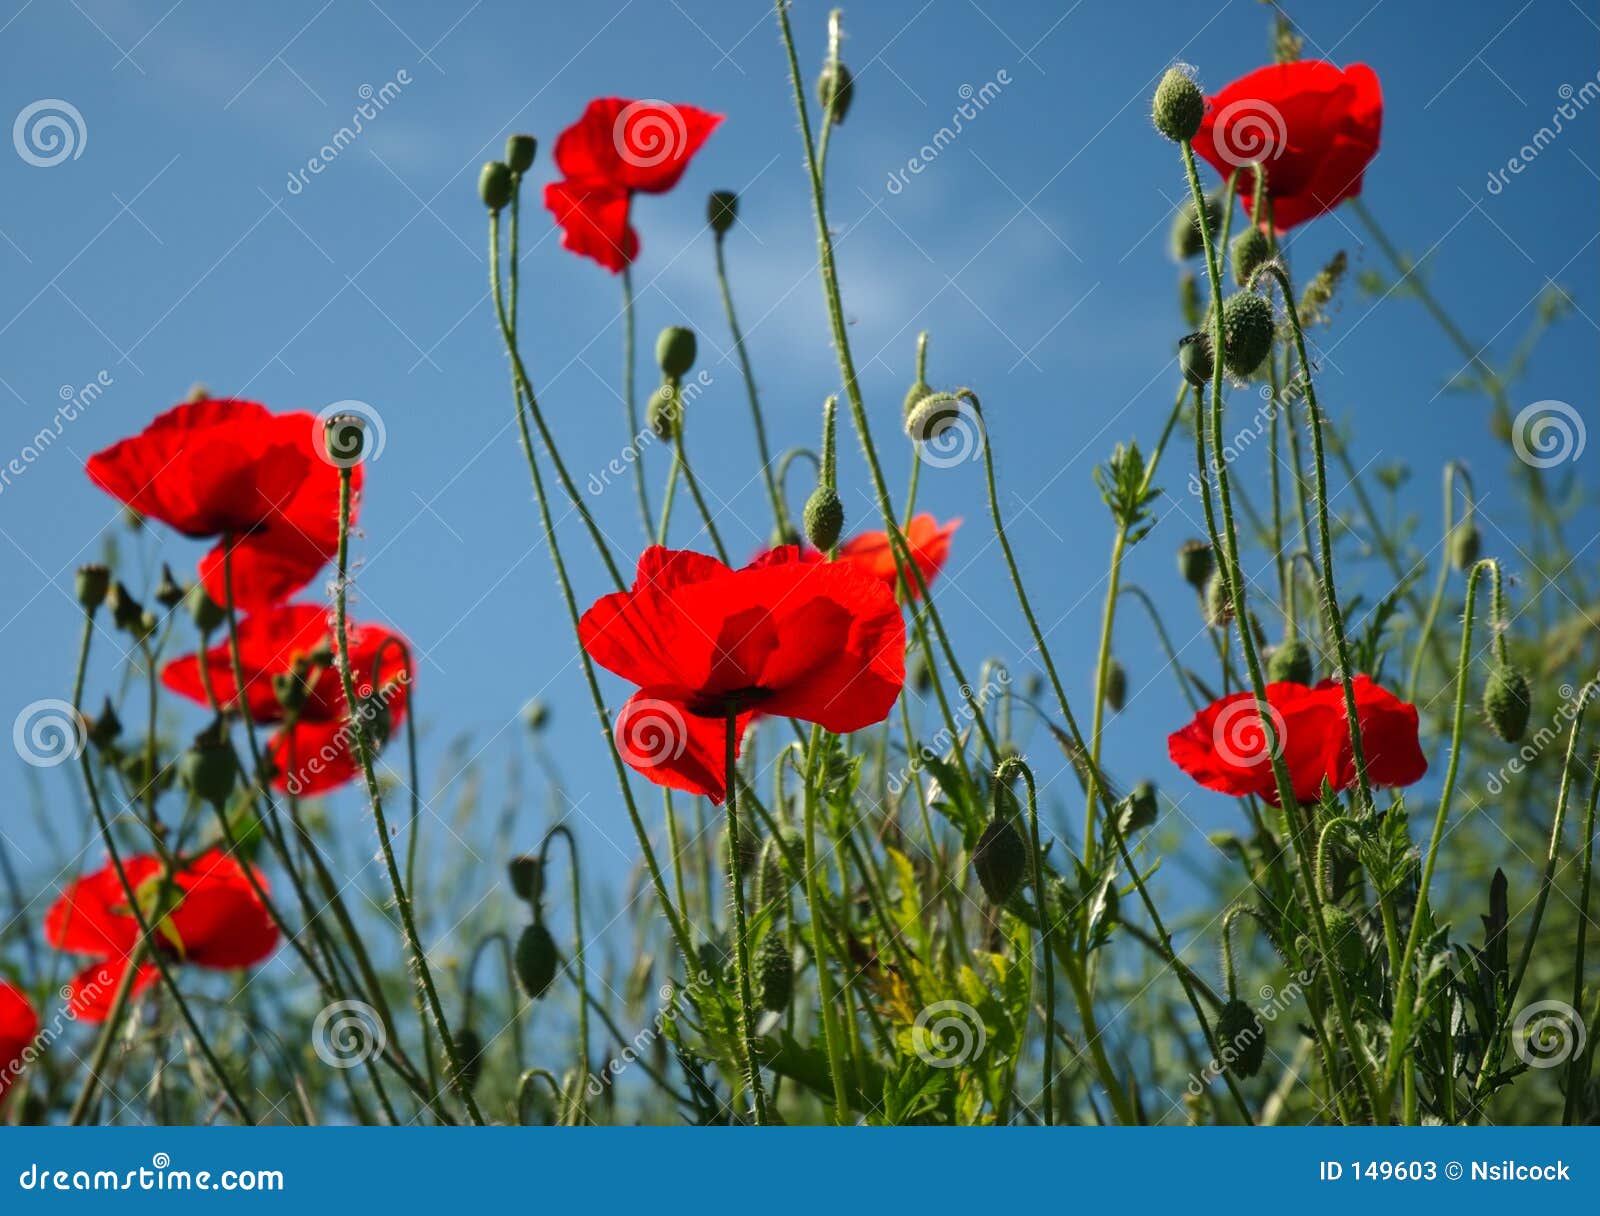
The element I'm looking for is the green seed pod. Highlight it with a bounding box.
[816,61,855,123]
[1204,571,1234,627]
[515,922,559,999]
[756,934,794,1012]
[1483,663,1532,743]
[1152,67,1204,143]
[478,160,513,212]
[507,854,542,905]
[185,583,226,635]
[1266,638,1314,685]
[1231,227,1271,287]
[803,486,844,551]
[1170,194,1220,261]
[1448,519,1482,571]
[1221,291,1275,378]
[1216,998,1267,1079]
[655,326,697,379]
[453,1027,484,1093]
[75,564,111,613]
[504,134,537,174]
[1102,657,1127,712]
[178,730,239,810]
[1178,332,1213,388]
[1179,538,1215,591]
[708,190,738,235]
[972,815,1028,904]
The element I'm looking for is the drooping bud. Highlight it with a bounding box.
[1216,998,1267,1079]
[88,697,122,751]
[1267,638,1314,685]
[185,583,226,636]
[804,487,843,551]
[1170,194,1220,261]
[1231,227,1271,287]
[514,922,559,999]
[756,933,794,1012]
[507,854,543,905]
[1221,290,1274,377]
[75,564,111,613]
[1448,519,1482,571]
[478,160,513,212]
[1152,67,1204,142]
[453,1027,484,1093]
[1178,539,1214,591]
[655,326,697,379]
[910,656,934,696]
[107,581,145,634]
[904,390,963,443]
[504,134,537,174]
[153,563,186,610]
[178,720,240,809]
[816,62,854,123]
[707,190,738,235]
[972,815,1028,904]
[1204,571,1234,627]
[1483,663,1532,743]
[1124,781,1159,833]
[1178,332,1213,388]
[1102,657,1127,713]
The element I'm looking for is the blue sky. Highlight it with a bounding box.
[0,0,1594,937]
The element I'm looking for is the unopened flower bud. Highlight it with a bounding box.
[1152,67,1204,142]
[1221,291,1274,377]
[816,61,855,123]
[508,854,543,905]
[452,1027,484,1094]
[655,326,697,379]
[1125,781,1158,832]
[88,697,122,751]
[75,564,111,613]
[910,656,934,696]
[1216,998,1267,1078]
[1178,539,1214,591]
[1204,571,1234,627]
[1315,905,1367,980]
[178,722,239,809]
[525,700,550,732]
[1483,663,1532,743]
[1170,194,1220,261]
[708,190,738,235]
[1178,332,1213,388]
[324,413,366,464]
[803,486,844,551]
[972,815,1027,904]
[504,134,537,174]
[1267,637,1314,685]
[1448,519,1481,571]
[904,391,963,442]
[186,583,226,635]
[514,922,559,999]
[107,581,145,633]
[478,160,513,211]
[154,563,186,610]
[1102,657,1127,712]
[902,380,932,422]
[756,933,794,1012]
[1231,227,1271,287]
[647,383,679,441]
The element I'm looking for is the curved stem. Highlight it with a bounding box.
[724,706,769,1123]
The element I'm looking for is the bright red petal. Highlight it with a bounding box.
[44,855,162,959]
[170,849,280,970]
[65,959,159,1024]
[0,981,39,1099]
[543,177,638,273]
[613,688,752,803]
[553,98,722,194]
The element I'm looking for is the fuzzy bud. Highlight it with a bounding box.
[816,62,855,123]
[708,190,738,235]
[756,934,794,1012]
[647,383,680,441]
[902,380,933,423]
[1267,638,1314,685]
[504,134,537,174]
[514,922,559,999]
[75,564,111,613]
[185,583,226,635]
[88,697,122,751]
[1178,539,1214,591]
[478,160,513,212]
[655,326,696,379]
[1316,906,1367,980]
[1448,520,1482,571]
[1221,291,1274,378]
[507,855,543,905]
[1102,657,1127,712]
[1204,571,1234,627]
[972,815,1028,904]
[107,581,145,634]
[1178,332,1213,388]
[1125,781,1158,833]
[803,486,844,551]
[1170,194,1220,261]
[1216,998,1267,1079]
[1231,227,1271,287]
[178,723,239,810]
[1152,67,1204,143]
[1483,663,1532,743]
[154,563,186,610]
[904,391,963,442]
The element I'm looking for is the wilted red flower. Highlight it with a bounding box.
[839,514,961,597]
[86,399,358,612]
[1167,675,1425,806]
[579,546,905,802]
[1193,60,1382,232]
[0,981,39,1099]
[162,603,410,796]
[544,98,722,272]
[44,850,279,1022]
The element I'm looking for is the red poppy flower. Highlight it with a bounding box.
[86,399,359,612]
[579,546,906,802]
[1167,675,1425,806]
[839,514,961,597]
[1193,61,1382,232]
[162,603,410,796]
[44,850,279,1022]
[544,97,722,273]
[0,981,39,1099]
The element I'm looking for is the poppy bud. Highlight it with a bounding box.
[515,922,559,999]
[1179,270,1202,329]
[1178,332,1213,388]
[708,190,738,235]
[1448,519,1481,571]
[1267,638,1313,685]
[504,134,537,174]
[804,486,844,551]
[88,697,122,751]
[186,583,226,635]
[525,700,551,732]
[904,391,962,442]
[179,724,239,809]
[910,656,934,696]
[1178,538,1214,590]
[902,380,932,422]
[453,1027,484,1093]
[1221,291,1274,377]
[816,61,854,123]
[1231,227,1271,287]
[756,933,794,1012]
[1125,780,1159,832]
[1316,906,1366,980]
[1204,571,1234,627]
[508,854,543,905]
[324,413,366,465]
[154,563,186,610]
[1102,657,1127,712]
[1215,998,1267,1078]
[107,581,145,633]
[478,160,513,212]
[655,326,697,379]
[647,383,680,441]
[721,826,761,881]
[972,815,1027,904]
[1483,663,1532,743]
[1170,194,1220,261]
[76,564,111,613]
[272,667,311,716]
[1152,67,1204,142]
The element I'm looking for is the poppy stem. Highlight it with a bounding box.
[714,231,789,535]
[723,706,769,1124]
[622,265,654,536]
[540,825,590,1122]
